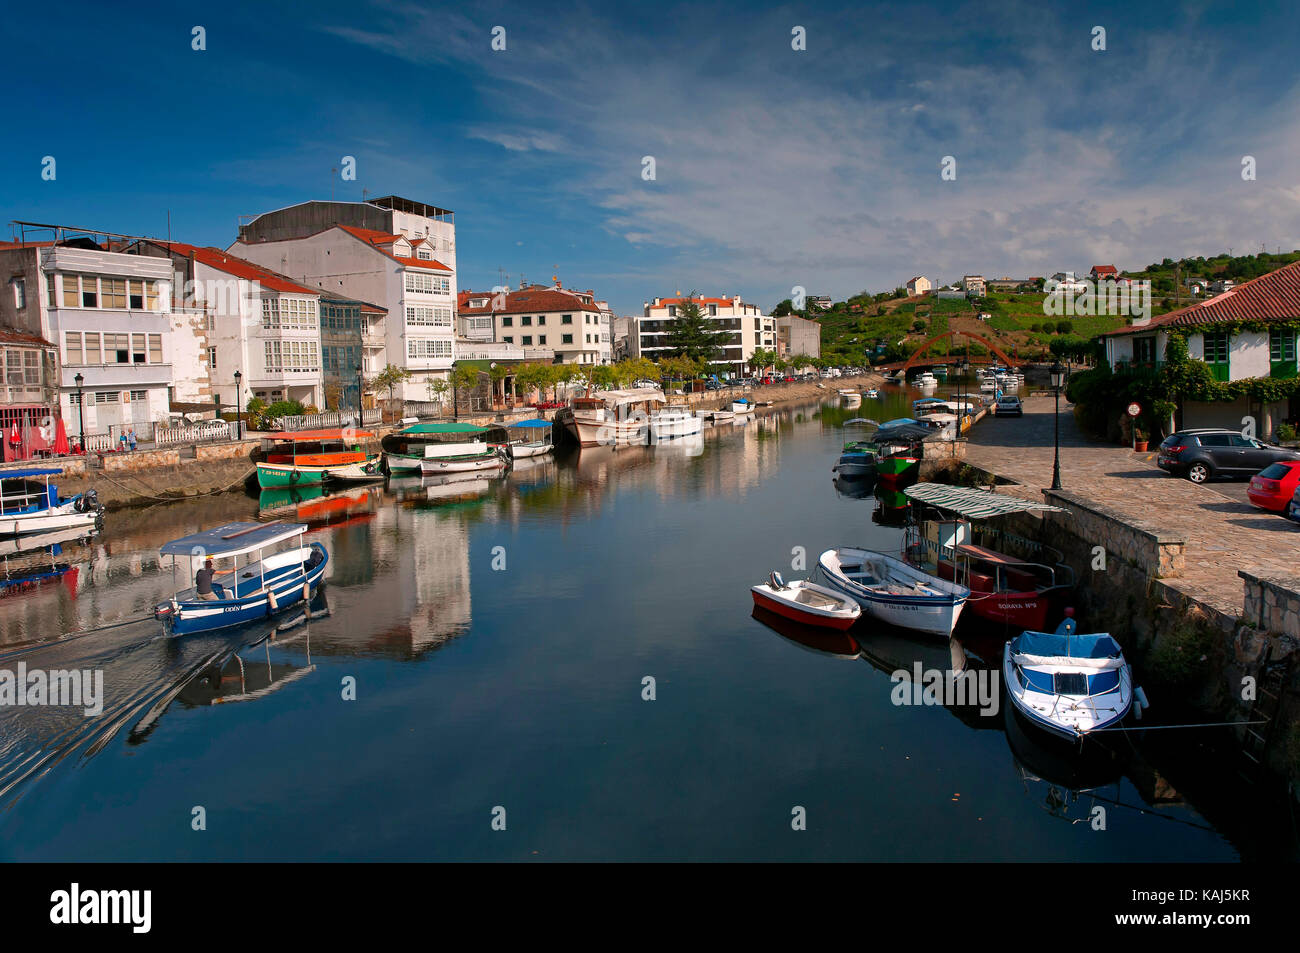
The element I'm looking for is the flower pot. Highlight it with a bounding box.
[1134,440,1148,452]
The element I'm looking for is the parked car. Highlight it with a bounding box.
[1249,460,1300,511]
[1158,429,1300,482]
[1288,485,1300,523]
[994,395,1023,417]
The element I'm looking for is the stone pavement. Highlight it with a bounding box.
[963,392,1300,618]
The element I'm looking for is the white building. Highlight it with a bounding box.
[136,241,323,411]
[962,275,986,297]
[906,275,931,296]
[457,283,612,365]
[230,196,457,402]
[0,237,180,439]
[636,294,775,374]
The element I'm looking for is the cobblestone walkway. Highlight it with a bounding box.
[964,392,1300,617]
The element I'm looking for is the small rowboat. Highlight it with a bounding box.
[750,571,861,631]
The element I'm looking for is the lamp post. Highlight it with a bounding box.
[233,370,242,440]
[1049,360,1065,490]
[356,366,364,424]
[74,372,85,452]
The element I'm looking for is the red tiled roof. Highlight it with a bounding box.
[1090,264,1118,275]
[0,326,55,348]
[158,242,323,296]
[653,295,741,307]
[337,226,452,272]
[1104,259,1300,336]
[457,286,601,316]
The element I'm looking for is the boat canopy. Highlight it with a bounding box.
[1015,630,1121,660]
[265,429,375,442]
[904,483,1068,518]
[400,422,488,435]
[511,419,554,429]
[842,418,878,427]
[593,388,666,405]
[912,398,946,407]
[0,468,62,480]
[870,424,931,443]
[879,418,920,429]
[160,521,308,558]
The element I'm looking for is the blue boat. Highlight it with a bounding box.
[154,521,328,635]
[0,468,101,537]
[1002,618,1134,742]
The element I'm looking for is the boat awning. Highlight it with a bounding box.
[912,398,945,406]
[1015,630,1121,660]
[955,542,1029,565]
[400,422,488,435]
[0,468,61,480]
[593,388,666,405]
[264,429,375,441]
[511,419,553,428]
[870,424,931,442]
[904,483,1068,518]
[160,521,308,558]
[843,418,878,427]
[879,418,920,429]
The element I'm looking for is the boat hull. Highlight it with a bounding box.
[420,453,507,475]
[818,549,967,638]
[162,542,328,636]
[1,503,100,537]
[650,414,703,439]
[257,456,382,488]
[1002,642,1134,742]
[751,585,859,631]
[384,452,423,473]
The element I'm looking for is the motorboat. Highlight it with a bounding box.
[864,388,880,399]
[649,407,703,440]
[558,387,666,446]
[902,482,1074,631]
[507,418,556,458]
[833,447,878,477]
[1003,619,1135,742]
[708,409,736,422]
[382,422,512,473]
[914,372,938,388]
[751,571,861,631]
[0,468,101,537]
[420,442,509,474]
[731,398,756,414]
[817,547,969,637]
[257,429,382,488]
[154,522,329,635]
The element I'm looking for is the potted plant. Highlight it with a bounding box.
[1133,426,1149,452]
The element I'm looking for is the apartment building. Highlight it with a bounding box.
[457,283,612,365]
[230,196,457,402]
[636,294,775,375]
[0,234,179,440]
[776,314,822,361]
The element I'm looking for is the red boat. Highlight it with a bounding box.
[750,572,861,631]
[901,483,1074,631]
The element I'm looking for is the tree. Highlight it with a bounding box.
[323,380,343,411]
[664,293,731,363]
[489,363,510,407]
[772,298,795,317]
[372,363,413,403]
[748,347,775,376]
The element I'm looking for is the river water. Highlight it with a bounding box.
[0,389,1290,861]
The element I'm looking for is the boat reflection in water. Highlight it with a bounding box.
[833,473,876,499]
[0,525,98,600]
[751,605,862,659]
[872,486,911,527]
[258,486,379,529]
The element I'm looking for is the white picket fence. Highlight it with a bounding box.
[276,408,381,431]
[82,433,114,453]
[154,420,232,447]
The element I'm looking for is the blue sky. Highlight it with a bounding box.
[4,0,1299,314]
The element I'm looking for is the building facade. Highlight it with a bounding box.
[230,196,457,402]
[906,276,931,296]
[637,295,775,374]
[776,314,821,362]
[457,283,612,365]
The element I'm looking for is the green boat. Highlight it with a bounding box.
[381,421,510,475]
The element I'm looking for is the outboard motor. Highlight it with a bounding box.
[75,488,100,512]
[769,570,787,590]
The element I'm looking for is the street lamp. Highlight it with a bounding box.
[233,370,242,440]
[356,366,364,423]
[1049,360,1066,490]
[73,372,85,452]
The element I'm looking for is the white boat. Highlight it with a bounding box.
[708,409,736,422]
[980,378,998,393]
[559,388,666,446]
[1003,623,1134,742]
[649,407,703,440]
[837,388,859,397]
[731,398,755,414]
[751,571,861,631]
[914,372,938,387]
[420,442,509,475]
[0,468,102,537]
[507,418,555,458]
[864,389,880,399]
[817,548,969,638]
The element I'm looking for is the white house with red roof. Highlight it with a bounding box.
[1089,264,1119,282]
[135,240,324,412]
[1102,260,1300,433]
[636,294,775,374]
[457,282,612,365]
[906,276,931,296]
[230,196,457,402]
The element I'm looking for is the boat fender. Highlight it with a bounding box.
[267,588,278,611]
[290,468,302,483]
[302,581,310,601]
[1135,686,1149,711]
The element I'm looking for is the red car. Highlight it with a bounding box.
[1247,460,1300,511]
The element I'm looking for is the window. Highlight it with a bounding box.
[562,333,573,344]
[12,278,25,309]
[69,392,81,406]
[502,316,513,327]
[586,334,592,344]
[668,306,677,317]
[129,390,147,402]
[209,346,216,371]
[149,334,163,364]
[521,316,532,326]
[1270,329,1296,362]
[538,335,546,345]
[1133,337,1156,364]
[1197,434,1230,447]
[407,339,453,360]
[405,306,452,327]
[562,314,573,324]
[417,248,432,260]
[709,305,717,316]
[131,334,147,363]
[65,332,83,365]
[522,335,533,346]
[94,391,119,404]
[503,336,513,344]
[84,332,100,363]
[404,272,450,294]
[103,333,129,363]
[537,315,545,325]
[1203,331,1230,363]
[263,297,318,329]
[102,278,127,309]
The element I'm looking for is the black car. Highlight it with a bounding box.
[1157,429,1300,482]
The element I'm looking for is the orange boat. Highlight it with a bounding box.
[256,429,382,488]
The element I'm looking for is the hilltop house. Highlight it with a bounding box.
[962,275,986,297]
[906,276,931,296]
[1089,264,1119,282]
[1102,260,1300,434]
